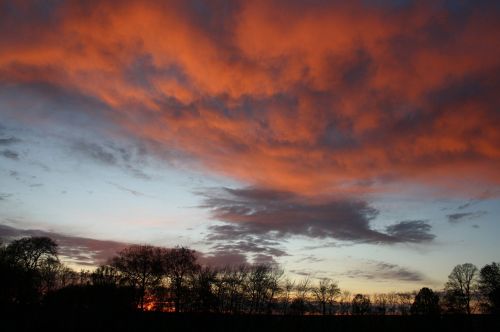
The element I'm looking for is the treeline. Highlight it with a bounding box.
[1,236,499,316]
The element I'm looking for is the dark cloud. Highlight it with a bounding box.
[1,149,19,160]
[385,220,435,242]
[0,224,129,267]
[0,136,21,145]
[201,187,435,244]
[447,211,487,224]
[344,261,426,282]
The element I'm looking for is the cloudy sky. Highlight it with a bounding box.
[1,0,499,293]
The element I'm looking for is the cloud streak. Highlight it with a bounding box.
[447,211,487,224]
[344,261,427,283]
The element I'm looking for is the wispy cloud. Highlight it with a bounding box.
[447,211,488,224]
[106,182,152,198]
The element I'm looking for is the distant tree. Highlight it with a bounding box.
[163,246,200,312]
[280,278,295,314]
[397,292,415,315]
[265,267,283,314]
[289,297,308,315]
[289,277,310,315]
[338,290,352,314]
[110,245,164,310]
[313,278,340,315]
[411,287,440,315]
[326,280,341,314]
[385,293,399,315]
[373,293,388,315]
[478,262,500,314]
[91,265,121,286]
[352,294,371,315]
[190,266,217,312]
[444,263,478,314]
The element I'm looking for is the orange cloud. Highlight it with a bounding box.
[1,0,499,196]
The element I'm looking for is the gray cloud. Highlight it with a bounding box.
[385,220,436,242]
[212,240,288,257]
[0,193,12,201]
[1,149,19,160]
[344,261,426,282]
[447,211,487,224]
[201,187,435,245]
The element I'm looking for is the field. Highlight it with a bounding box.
[3,310,500,332]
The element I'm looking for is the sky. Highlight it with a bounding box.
[0,0,499,293]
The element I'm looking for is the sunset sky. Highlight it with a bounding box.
[1,0,499,293]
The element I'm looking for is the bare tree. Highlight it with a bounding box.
[313,278,340,315]
[445,263,478,314]
[373,293,388,315]
[110,245,164,310]
[290,277,310,315]
[326,280,341,314]
[383,293,397,315]
[339,290,352,315]
[397,292,415,315]
[281,278,295,315]
[163,246,200,312]
[190,266,217,312]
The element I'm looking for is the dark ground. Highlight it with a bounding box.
[2,309,500,332]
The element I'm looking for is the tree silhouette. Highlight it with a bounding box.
[110,245,164,310]
[0,236,59,307]
[411,287,440,315]
[313,278,340,315]
[5,236,58,271]
[163,246,200,312]
[190,266,218,312]
[352,294,371,315]
[444,263,478,314]
[479,262,500,314]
